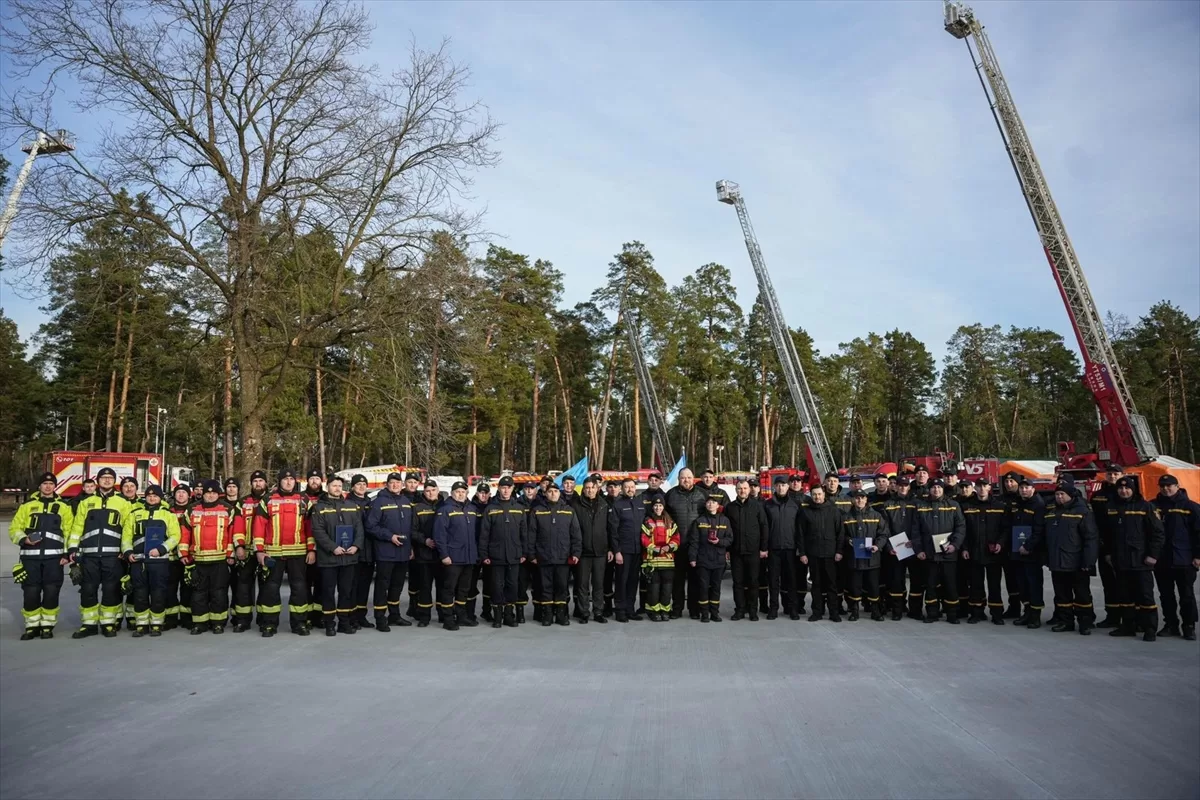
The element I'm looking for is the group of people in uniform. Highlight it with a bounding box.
[10,460,1200,642]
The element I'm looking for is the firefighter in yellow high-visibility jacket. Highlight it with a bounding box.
[10,473,73,639]
[120,485,181,637]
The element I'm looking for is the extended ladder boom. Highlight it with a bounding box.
[716,180,837,478]
[944,1,1157,466]
[624,310,676,470]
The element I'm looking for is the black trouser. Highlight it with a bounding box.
[1098,552,1121,619]
[882,556,905,612]
[191,561,231,626]
[794,556,808,612]
[925,560,958,617]
[231,559,256,626]
[307,561,323,624]
[955,560,971,615]
[320,564,356,627]
[1019,561,1045,615]
[437,564,474,619]
[758,551,771,612]
[646,567,673,612]
[638,566,650,613]
[129,559,169,627]
[847,569,881,610]
[79,555,122,629]
[838,557,852,606]
[258,555,309,630]
[540,563,570,607]
[20,557,64,630]
[1050,570,1095,626]
[467,563,484,617]
[808,557,838,613]
[489,563,520,607]
[893,557,926,615]
[1120,569,1159,631]
[575,555,606,618]
[769,551,798,614]
[373,560,409,620]
[527,562,545,615]
[614,553,641,614]
[672,550,695,615]
[167,559,192,626]
[1003,562,1022,606]
[409,561,435,622]
[354,559,375,622]
[602,559,614,612]
[1155,566,1198,625]
[730,553,760,614]
[695,565,725,611]
[968,562,1005,617]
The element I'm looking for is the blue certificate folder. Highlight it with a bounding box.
[335,525,355,550]
[852,538,872,559]
[1011,525,1031,553]
[143,521,167,558]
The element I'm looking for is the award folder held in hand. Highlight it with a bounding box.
[143,520,168,558]
[335,525,355,550]
[889,532,914,560]
[1012,525,1031,553]
[932,533,951,553]
[852,537,873,559]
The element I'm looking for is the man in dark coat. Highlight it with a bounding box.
[1031,476,1099,634]
[916,480,965,624]
[664,469,707,619]
[1108,475,1165,641]
[725,480,768,621]
[1152,474,1199,640]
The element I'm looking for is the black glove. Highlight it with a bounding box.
[69,562,83,586]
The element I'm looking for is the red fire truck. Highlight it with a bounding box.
[47,451,195,498]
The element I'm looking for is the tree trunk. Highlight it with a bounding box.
[104,313,123,452]
[596,333,621,470]
[633,380,642,468]
[426,334,440,462]
[139,390,151,452]
[223,339,235,479]
[530,356,540,473]
[469,404,478,478]
[315,355,327,476]
[115,294,139,452]
[1176,347,1196,462]
[552,355,574,464]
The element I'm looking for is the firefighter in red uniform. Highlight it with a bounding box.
[179,480,242,634]
[231,470,269,632]
[253,469,315,637]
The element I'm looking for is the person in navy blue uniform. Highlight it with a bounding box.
[433,481,480,631]
[609,478,645,623]
[1152,474,1200,640]
[687,495,733,623]
[365,472,416,632]
[1032,476,1099,635]
[1107,476,1165,642]
[529,483,582,627]
[479,476,529,629]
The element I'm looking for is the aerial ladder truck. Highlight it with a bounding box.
[717,179,837,482]
[623,309,677,472]
[944,0,1197,497]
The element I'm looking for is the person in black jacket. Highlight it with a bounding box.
[799,486,842,622]
[880,478,921,620]
[1108,476,1166,641]
[842,490,888,621]
[998,472,1025,618]
[479,476,529,629]
[346,474,376,630]
[1032,476,1099,634]
[470,482,493,623]
[665,470,708,619]
[517,482,541,622]
[570,477,615,625]
[1090,463,1125,627]
[433,481,481,631]
[960,480,1007,624]
[303,469,327,628]
[917,481,966,624]
[784,473,809,615]
[365,473,416,632]
[762,477,800,621]
[529,483,582,627]
[1011,479,1048,628]
[410,480,442,627]
[1152,474,1200,640]
[688,496,732,623]
[610,478,645,623]
[725,480,768,621]
[310,477,366,636]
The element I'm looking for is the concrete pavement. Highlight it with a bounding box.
[1,517,1197,800]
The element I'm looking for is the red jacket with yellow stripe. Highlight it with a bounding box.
[252,489,314,557]
[180,501,242,562]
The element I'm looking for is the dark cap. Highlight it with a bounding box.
[773,475,788,485]
[701,469,715,477]
[475,481,491,492]
[748,478,759,487]
[306,470,323,480]
[224,477,240,488]
[96,467,117,479]
[278,469,296,481]
[37,472,56,485]
[824,471,839,480]
[451,481,468,492]
[424,479,439,489]
[174,483,191,495]
[351,474,368,486]
[201,479,221,493]
[897,476,912,486]
[544,482,561,492]
[1057,475,1075,489]
[649,472,663,479]
[915,464,929,473]
[120,476,138,487]
[930,479,946,488]
[144,484,163,498]
[250,470,268,482]
[874,472,888,479]
[1116,476,1138,490]
[605,480,619,489]
[1003,471,1021,482]
[848,475,863,484]
[848,489,867,498]
[1018,478,1033,487]
[387,472,404,482]
[498,476,514,487]
[1105,463,1124,473]
[561,474,576,483]
[1158,474,1179,487]
[789,473,804,482]
[404,472,421,482]
[704,494,721,504]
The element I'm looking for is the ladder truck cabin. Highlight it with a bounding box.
[623,309,676,472]
[943,1,1199,498]
[717,180,837,484]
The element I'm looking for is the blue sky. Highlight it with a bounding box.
[2,0,1198,366]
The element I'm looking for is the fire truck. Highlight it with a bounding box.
[47,451,195,498]
[332,464,427,492]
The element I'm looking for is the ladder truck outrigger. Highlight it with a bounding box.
[623,309,677,472]
[944,0,1198,498]
[716,179,837,483]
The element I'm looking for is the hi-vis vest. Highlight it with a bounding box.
[253,492,312,556]
[69,492,134,557]
[122,505,182,561]
[641,517,678,568]
[11,495,73,558]
[181,503,241,562]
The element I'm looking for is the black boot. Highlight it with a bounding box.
[1096,613,1117,629]
[358,614,375,629]
[808,606,824,621]
[907,598,923,620]
[375,615,391,632]
[516,606,525,624]
[710,609,722,622]
[20,629,38,641]
[870,602,884,622]
[992,612,1005,625]
[1052,618,1075,633]
[1013,605,1031,627]
[827,594,841,622]
[541,609,553,627]
[1158,622,1181,637]
[325,625,337,637]
[482,606,494,623]
[491,613,502,629]
[1003,600,1021,619]
[504,607,519,628]
[555,606,570,626]
[700,610,710,623]
[1184,624,1196,641]
[443,611,459,631]
[731,610,745,621]
[1026,609,1042,629]
[848,601,860,622]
